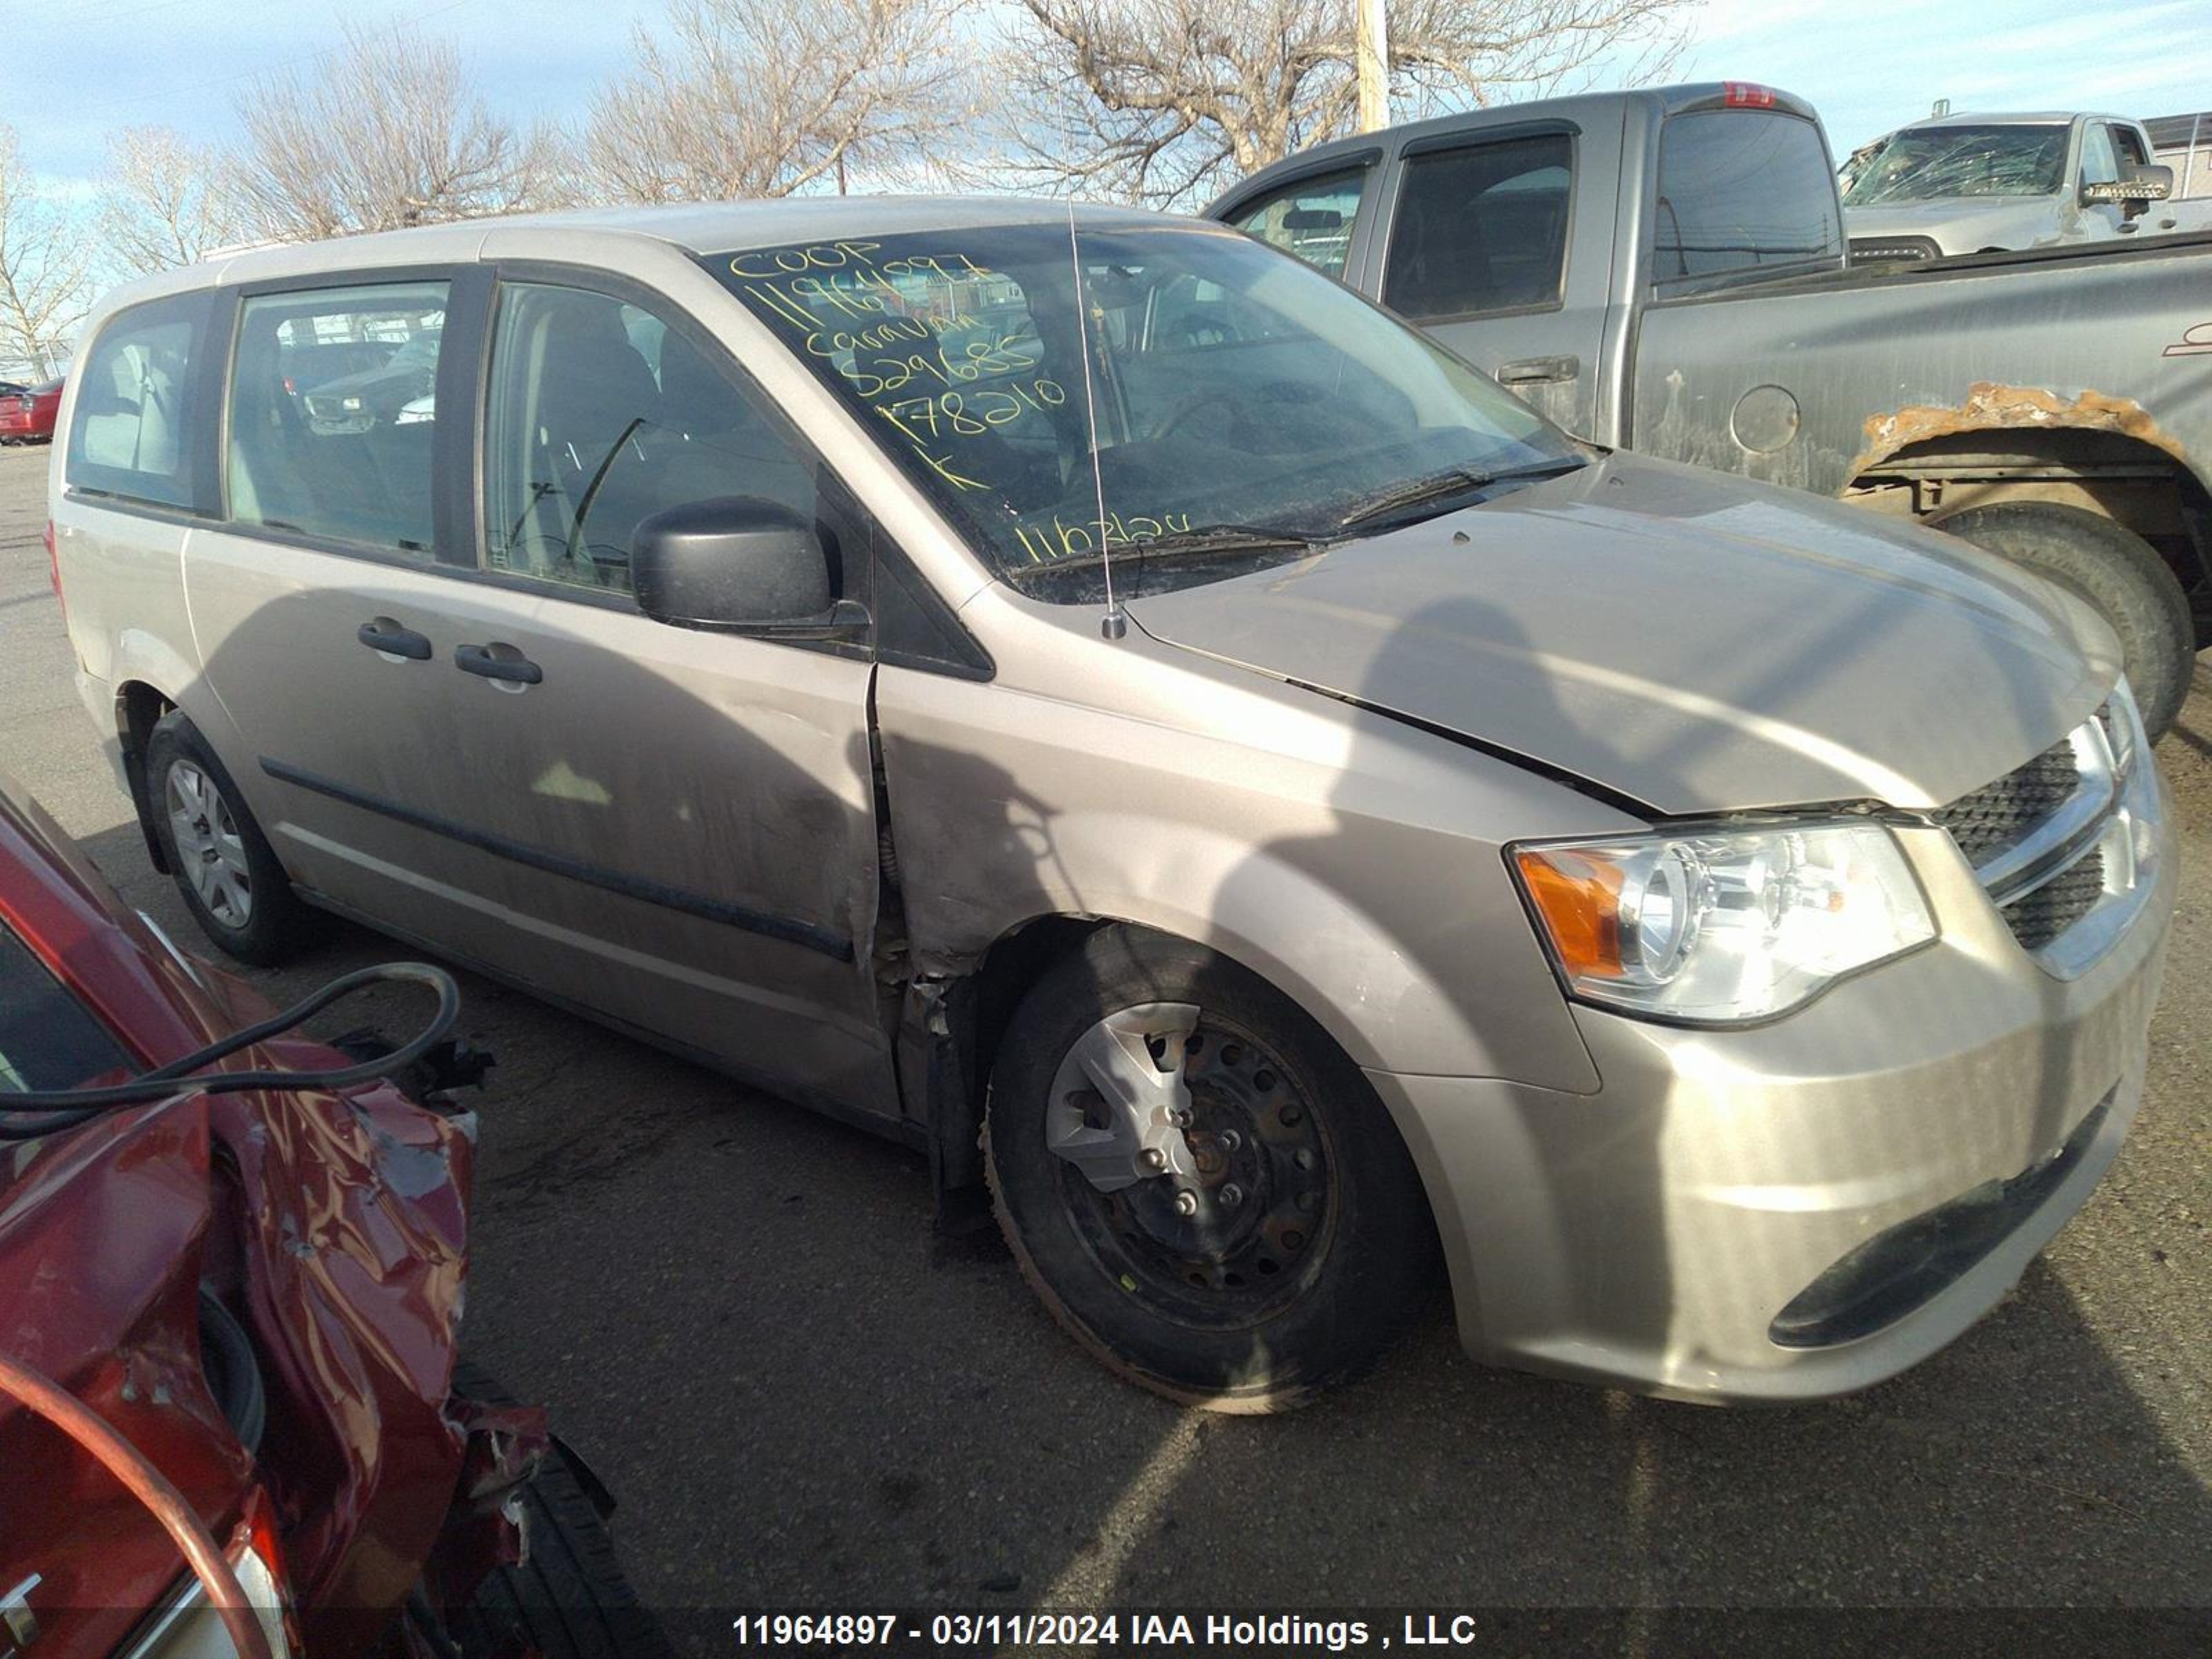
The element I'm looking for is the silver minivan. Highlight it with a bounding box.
[50,199,2173,1409]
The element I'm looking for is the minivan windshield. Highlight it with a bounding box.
[1842,124,2070,204]
[706,223,1581,597]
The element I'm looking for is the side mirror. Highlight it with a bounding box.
[630,497,866,641]
[2084,164,2173,210]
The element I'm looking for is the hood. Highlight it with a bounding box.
[1844,198,2057,252]
[1126,452,2115,816]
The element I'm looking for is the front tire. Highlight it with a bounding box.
[144,711,317,965]
[1929,500,2193,741]
[984,927,1438,1412]
[448,1444,673,1659]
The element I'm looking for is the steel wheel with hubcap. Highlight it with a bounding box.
[145,710,317,965]
[986,926,1437,1410]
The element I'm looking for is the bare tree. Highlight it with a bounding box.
[229,24,561,243]
[0,125,90,379]
[999,0,1698,206]
[98,125,245,275]
[583,0,968,203]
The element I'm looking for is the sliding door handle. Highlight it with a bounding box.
[357,619,431,660]
[455,643,543,686]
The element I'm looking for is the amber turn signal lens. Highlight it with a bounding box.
[1515,847,1626,980]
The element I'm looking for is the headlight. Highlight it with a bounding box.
[1511,821,1936,1023]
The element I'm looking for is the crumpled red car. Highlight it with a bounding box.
[0,774,662,1658]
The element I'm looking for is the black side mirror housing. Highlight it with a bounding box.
[631,497,865,640]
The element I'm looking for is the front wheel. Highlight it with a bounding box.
[984,927,1438,1412]
[446,1443,673,1658]
[1929,500,2193,741]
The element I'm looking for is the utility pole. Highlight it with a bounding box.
[1356,0,1389,133]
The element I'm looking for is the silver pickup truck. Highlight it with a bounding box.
[1206,84,2212,738]
[1841,110,2195,260]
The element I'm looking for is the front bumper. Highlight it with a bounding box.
[1369,810,2175,1404]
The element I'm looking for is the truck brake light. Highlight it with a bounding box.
[1724,82,1777,109]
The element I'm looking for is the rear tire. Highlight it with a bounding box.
[984,926,1438,1412]
[1929,500,2193,741]
[144,711,317,964]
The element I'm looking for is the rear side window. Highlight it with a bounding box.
[65,293,212,510]
[225,283,448,556]
[1382,133,1573,320]
[1653,111,1841,288]
[1224,169,1368,279]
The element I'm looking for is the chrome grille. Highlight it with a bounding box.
[1931,706,2129,958]
[2001,847,2106,952]
[1931,737,2081,866]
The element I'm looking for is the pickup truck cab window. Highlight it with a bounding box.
[2079,122,2121,191]
[1221,169,1367,279]
[1653,109,1841,288]
[225,283,449,557]
[1381,133,1573,320]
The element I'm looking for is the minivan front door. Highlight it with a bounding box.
[413,275,895,1118]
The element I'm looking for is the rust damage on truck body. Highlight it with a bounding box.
[1853,382,2193,478]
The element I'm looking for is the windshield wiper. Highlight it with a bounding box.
[1335,456,1587,531]
[1005,523,1316,581]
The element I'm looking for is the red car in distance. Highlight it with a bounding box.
[0,377,62,444]
[0,770,659,1658]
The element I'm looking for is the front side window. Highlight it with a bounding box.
[65,294,209,510]
[482,283,818,597]
[2079,124,2120,188]
[1224,169,1368,279]
[1841,124,2071,205]
[709,224,1579,599]
[225,283,447,555]
[1656,111,1842,285]
[1382,133,1573,320]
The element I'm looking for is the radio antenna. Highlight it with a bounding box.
[1066,201,1125,640]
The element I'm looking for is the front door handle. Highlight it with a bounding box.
[357,618,431,660]
[454,643,543,686]
[1497,354,1580,385]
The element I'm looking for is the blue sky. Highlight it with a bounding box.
[7,0,2211,194]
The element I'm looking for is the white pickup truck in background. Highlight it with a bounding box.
[1841,110,2212,260]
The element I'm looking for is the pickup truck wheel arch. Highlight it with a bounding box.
[1844,422,2212,650]
[1924,500,2193,741]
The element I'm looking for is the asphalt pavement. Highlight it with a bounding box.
[2,442,2207,1649]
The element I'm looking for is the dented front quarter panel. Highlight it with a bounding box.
[876,585,1628,1094]
[1627,243,2212,498]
